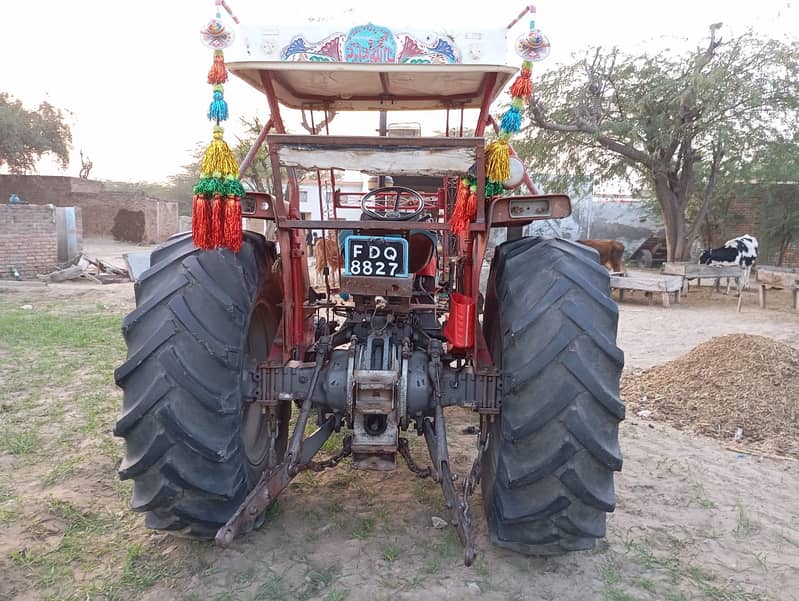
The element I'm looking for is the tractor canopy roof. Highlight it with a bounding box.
[226,22,517,111]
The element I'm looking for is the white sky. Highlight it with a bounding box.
[1,0,795,183]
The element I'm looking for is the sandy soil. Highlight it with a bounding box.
[618,286,799,370]
[81,237,159,269]
[2,239,799,600]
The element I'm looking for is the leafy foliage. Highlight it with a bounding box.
[0,92,72,173]
[233,116,274,193]
[517,28,799,260]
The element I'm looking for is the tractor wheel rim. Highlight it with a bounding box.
[242,302,273,469]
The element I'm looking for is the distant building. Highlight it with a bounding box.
[523,177,663,262]
[0,175,178,244]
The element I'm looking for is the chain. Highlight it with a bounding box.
[303,435,353,472]
[463,431,490,498]
[398,438,432,478]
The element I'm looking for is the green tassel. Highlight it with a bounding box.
[223,177,246,197]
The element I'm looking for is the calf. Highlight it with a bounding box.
[314,232,342,286]
[577,239,626,273]
[699,234,758,290]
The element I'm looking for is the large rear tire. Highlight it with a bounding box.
[481,237,625,554]
[113,232,288,538]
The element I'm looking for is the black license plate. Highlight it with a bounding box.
[344,236,409,278]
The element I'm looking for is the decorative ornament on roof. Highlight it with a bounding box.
[192,0,245,253]
[450,4,550,234]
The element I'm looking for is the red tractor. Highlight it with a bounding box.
[114,19,623,565]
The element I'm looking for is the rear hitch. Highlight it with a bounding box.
[216,337,338,547]
[423,340,479,566]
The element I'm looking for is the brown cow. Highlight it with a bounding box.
[577,239,625,273]
[313,231,342,285]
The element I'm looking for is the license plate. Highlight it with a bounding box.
[344,236,409,278]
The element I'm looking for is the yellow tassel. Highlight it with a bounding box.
[200,127,239,178]
[485,139,511,182]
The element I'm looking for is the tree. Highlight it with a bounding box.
[517,28,798,260]
[718,135,799,265]
[761,183,799,265]
[78,150,93,179]
[0,93,72,173]
[232,116,275,194]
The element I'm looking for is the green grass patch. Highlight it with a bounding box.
[0,427,38,455]
[116,543,179,594]
[382,544,400,562]
[352,516,375,539]
[253,571,291,600]
[0,304,125,398]
[423,528,461,575]
[42,456,83,486]
[624,538,766,601]
[0,305,123,348]
[0,299,179,600]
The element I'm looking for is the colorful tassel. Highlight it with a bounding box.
[193,12,243,253]
[194,176,225,198]
[223,176,246,198]
[208,89,229,122]
[485,180,505,197]
[485,139,511,182]
[192,194,213,249]
[207,50,228,84]
[211,193,225,247]
[500,107,522,133]
[450,178,478,234]
[223,196,243,253]
[510,62,534,98]
[465,184,477,221]
[200,127,239,178]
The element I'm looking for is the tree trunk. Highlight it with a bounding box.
[778,238,790,266]
[654,174,696,262]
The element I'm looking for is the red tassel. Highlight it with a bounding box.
[207,52,228,85]
[192,194,213,249]
[465,190,477,222]
[510,69,533,98]
[223,195,243,253]
[449,180,471,234]
[211,193,225,248]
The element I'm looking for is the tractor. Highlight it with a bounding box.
[114,16,624,566]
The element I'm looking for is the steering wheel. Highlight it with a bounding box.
[360,186,426,221]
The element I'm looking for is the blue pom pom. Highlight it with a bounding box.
[500,107,521,133]
[208,90,228,122]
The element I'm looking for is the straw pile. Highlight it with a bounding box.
[622,334,799,458]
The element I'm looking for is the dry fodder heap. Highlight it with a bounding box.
[622,334,799,458]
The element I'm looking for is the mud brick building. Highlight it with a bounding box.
[0,175,178,245]
[0,204,84,280]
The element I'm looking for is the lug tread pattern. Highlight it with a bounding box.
[114,232,282,538]
[481,237,624,555]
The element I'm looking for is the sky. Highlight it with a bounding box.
[1,0,796,184]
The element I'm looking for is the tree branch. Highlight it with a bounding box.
[529,99,652,166]
[686,140,724,242]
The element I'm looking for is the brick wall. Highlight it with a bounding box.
[0,205,59,280]
[0,175,178,243]
[712,188,799,267]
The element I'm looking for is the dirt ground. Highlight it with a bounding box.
[2,240,799,600]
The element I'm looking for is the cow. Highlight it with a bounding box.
[699,234,758,290]
[313,231,342,286]
[577,239,626,273]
